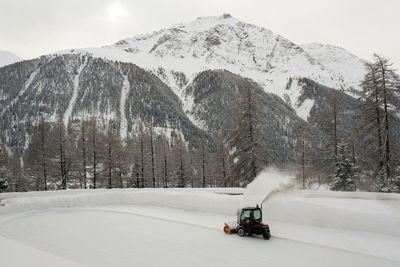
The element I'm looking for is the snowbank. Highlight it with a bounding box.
[263,190,400,237]
[237,168,400,237]
[1,186,399,238]
[0,188,242,218]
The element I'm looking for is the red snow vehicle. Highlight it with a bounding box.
[223,205,271,240]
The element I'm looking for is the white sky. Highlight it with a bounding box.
[0,0,399,69]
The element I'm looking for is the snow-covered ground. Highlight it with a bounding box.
[0,187,399,267]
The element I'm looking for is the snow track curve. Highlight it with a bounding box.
[0,207,399,267]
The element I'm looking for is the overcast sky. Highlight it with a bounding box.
[1,0,399,69]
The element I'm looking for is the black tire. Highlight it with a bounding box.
[237,227,245,237]
[263,231,271,240]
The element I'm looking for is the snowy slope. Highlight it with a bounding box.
[63,56,87,128]
[58,14,367,121]
[0,50,22,68]
[0,188,399,267]
[301,42,366,94]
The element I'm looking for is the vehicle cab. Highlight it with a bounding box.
[237,207,262,226]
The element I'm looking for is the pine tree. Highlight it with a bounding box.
[173,137,187,188]
[79,119,89,189]
[199,136,207,188]
[48,116,69,190]
[298,134,308,189]
[103,126,117,189]
[88,116,102,189]
[163,138,170,188]
[25,116,49,191]
[0,143,9,192]
[0,177,7,193]
[358,55,400,191]
[216,130,229,187]
[156,135,170,188]
[101,126,126,189]
[138,124,146,188]
[317,90,341,182]
[228,80,268,186]
[331,142,356,191]
[6,148,27,192]
[148,120,156,188]
[359,62,384,177]
[394,166,400,193]
[187,147,196,188]
[374,55,399,188]
[127,133,141,188]
[114,133,127,188]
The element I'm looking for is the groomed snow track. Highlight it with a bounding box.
[0,188,399,267]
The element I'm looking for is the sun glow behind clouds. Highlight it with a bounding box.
[107,3,125,22]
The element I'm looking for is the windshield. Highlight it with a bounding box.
[240,209,261,225]
[240,210,252,222]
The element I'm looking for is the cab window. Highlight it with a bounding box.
[240,210,251,222]
[253,209,261,220]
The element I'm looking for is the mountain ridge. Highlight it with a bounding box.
[55,14,366,125]
[0,14,370,160]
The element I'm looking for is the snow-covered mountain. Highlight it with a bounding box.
[0,50,22,68]
[0,14,372,157]
[60,14,366,122]
[300,43,366,94]
[0,55,209,153]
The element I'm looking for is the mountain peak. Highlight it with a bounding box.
[196,13,234,21]
[61,14,366,116]
[221,13,232,19]
[0,50,22,68]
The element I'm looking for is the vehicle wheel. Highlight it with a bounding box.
[237,227,245,237]
[263,231,271,240]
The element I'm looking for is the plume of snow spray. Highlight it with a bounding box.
[240,167,296,208]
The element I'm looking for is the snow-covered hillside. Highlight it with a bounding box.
[59,14,367,120]
[0,188,399,266]
[0,50,22,68]
[301,43,366,95]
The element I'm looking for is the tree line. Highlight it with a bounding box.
[0,114,235,191]
[294,55,400,193]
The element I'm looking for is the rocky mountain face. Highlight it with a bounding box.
[0,54,208,154]
[296,77,400,149]
[183,70,326,163]
[63,14,365,114]
[0,14,374,162]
